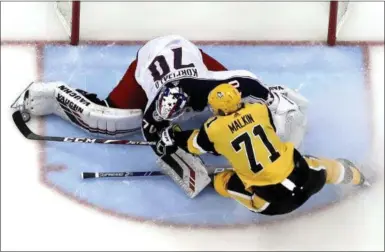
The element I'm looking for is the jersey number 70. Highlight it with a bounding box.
[231,125,280,173]
[148,47,195,82]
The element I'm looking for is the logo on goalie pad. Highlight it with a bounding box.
[57,94,86,114]
[57,85,91,107]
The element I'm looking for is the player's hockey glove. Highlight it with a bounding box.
[155,124,182,156]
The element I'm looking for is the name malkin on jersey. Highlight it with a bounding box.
[228,113,255,133]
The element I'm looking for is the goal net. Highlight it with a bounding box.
[54,1,349,45]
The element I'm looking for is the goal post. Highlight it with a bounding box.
[54,1,349,46]
[54,1,80,45]
[327,1,350,45]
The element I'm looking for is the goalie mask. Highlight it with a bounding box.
[156,85,189,120]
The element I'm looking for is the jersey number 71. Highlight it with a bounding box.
[231,125,280,173]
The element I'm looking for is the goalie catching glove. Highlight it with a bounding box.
[267,85,309,149]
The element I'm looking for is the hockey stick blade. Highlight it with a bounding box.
[12,110,156,146]
[12,110,42,140]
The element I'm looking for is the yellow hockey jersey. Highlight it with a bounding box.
[187,103,295,189]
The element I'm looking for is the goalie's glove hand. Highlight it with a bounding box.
[266,90,281,113]
[268,85,308,114]
[155,124,182,156]
[268,85,287,95]
[267,85,294,114]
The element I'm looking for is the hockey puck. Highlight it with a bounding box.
[21,112,31,123]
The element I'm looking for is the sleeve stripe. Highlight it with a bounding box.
[192,133,207,154]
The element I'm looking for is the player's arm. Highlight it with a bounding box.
[178,72,271,112]
[171,118,220,156]
[106,60,148,110]
[178,105,274,155]
[141,101,170,146]
[201,70,272,104]
[199,49,228,71]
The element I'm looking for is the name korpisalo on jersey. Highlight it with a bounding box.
[154,67,198,88]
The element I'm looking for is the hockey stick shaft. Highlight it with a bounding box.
[82,171,164,179]
[12,111,156,146]
[81,167,231,179]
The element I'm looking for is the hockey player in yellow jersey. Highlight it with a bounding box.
[156,83,369,215]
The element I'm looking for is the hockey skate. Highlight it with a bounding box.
[337,158,371,187]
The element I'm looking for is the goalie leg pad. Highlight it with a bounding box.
[13,81,143,136]
[156,148,211,198]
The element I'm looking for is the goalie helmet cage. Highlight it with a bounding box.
[54,1,349,46]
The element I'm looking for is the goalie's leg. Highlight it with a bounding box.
[11,81,143,136]
[156,148,212,198]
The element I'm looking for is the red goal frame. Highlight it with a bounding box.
[69,1,341,46]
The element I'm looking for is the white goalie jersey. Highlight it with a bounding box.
[135,35,210,108]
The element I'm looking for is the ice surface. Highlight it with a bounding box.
[31,44,370,226]
[1,1,383,250]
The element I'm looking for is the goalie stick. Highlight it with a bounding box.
[12,110,156,146]
[81,167,231,179]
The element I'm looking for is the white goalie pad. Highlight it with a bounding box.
[269,86,309,149]
[156,148,211,198]
[13,81,143,136]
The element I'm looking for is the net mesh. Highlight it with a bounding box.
[54,1,73,38]
[336,1,350,36]
[53,1,350,44]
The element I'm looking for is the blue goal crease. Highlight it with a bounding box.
[41,44,371,226]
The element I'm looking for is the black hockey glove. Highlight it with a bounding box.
[155,124,182,156]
